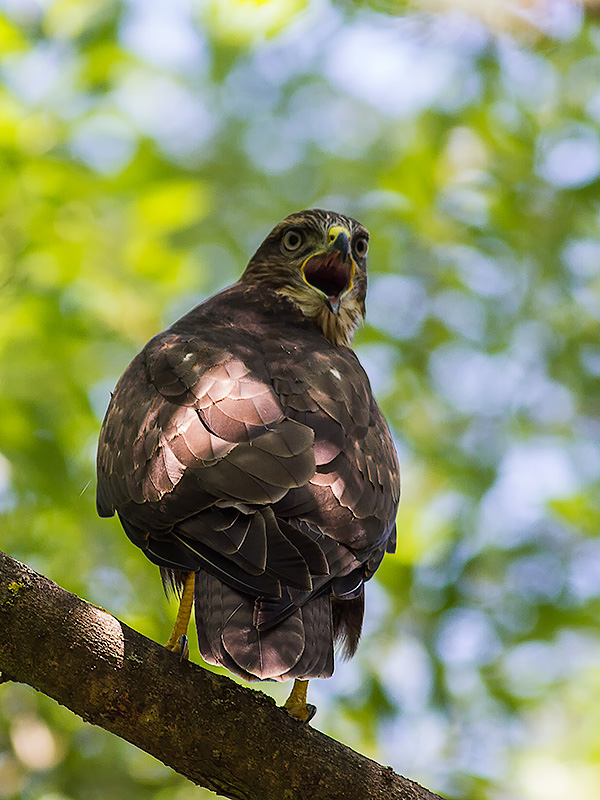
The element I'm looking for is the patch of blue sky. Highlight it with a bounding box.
[69,113,137,174]
[432,289,487,343]
[368,274,429,340]
[0,453,15,513]
[355,343,397,398]
[537,124,600,189]
[113,69,218,160]
[429,342,574,423]
[477,438,586,546]
[120,0,209,75]
[0,40,82,115]
[324,19,479,119]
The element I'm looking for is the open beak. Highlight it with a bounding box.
[302,227,354,313]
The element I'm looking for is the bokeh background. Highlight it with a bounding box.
[1,0,600,798]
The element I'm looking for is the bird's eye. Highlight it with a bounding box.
[282,229,304,251]
[353,237,369,258]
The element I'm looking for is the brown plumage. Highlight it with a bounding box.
[97,209,400,683]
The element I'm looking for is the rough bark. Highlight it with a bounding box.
[0,550,444,800]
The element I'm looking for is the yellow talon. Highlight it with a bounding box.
[284,679,316,723]
[165,572,195,658]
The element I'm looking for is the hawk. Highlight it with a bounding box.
[96,209,400,721]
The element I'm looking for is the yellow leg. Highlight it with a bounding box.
[283,679,316,723]
[165,571,195,657]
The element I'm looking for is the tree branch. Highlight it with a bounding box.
[0,550,444,800]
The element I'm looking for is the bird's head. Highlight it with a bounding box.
[241,209,369,346]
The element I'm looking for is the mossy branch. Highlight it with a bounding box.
[0,550,444,800]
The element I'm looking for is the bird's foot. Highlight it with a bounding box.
[165,634,189,661]
[284,699,316,723]
[164,571,194,661]
[283,679,316,723]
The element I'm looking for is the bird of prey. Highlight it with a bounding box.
[96,209,400,721]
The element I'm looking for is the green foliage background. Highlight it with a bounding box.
[1,1,600,799]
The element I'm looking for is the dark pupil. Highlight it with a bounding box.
[356,239,365,255]
[287,232,300,248]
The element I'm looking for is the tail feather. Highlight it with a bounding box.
[283,594,334,680]
[194,570,335,681]
[222,598,305,679]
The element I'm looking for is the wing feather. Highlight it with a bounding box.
[97,284,400,682]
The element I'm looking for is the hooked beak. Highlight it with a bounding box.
[329,228,350,261]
